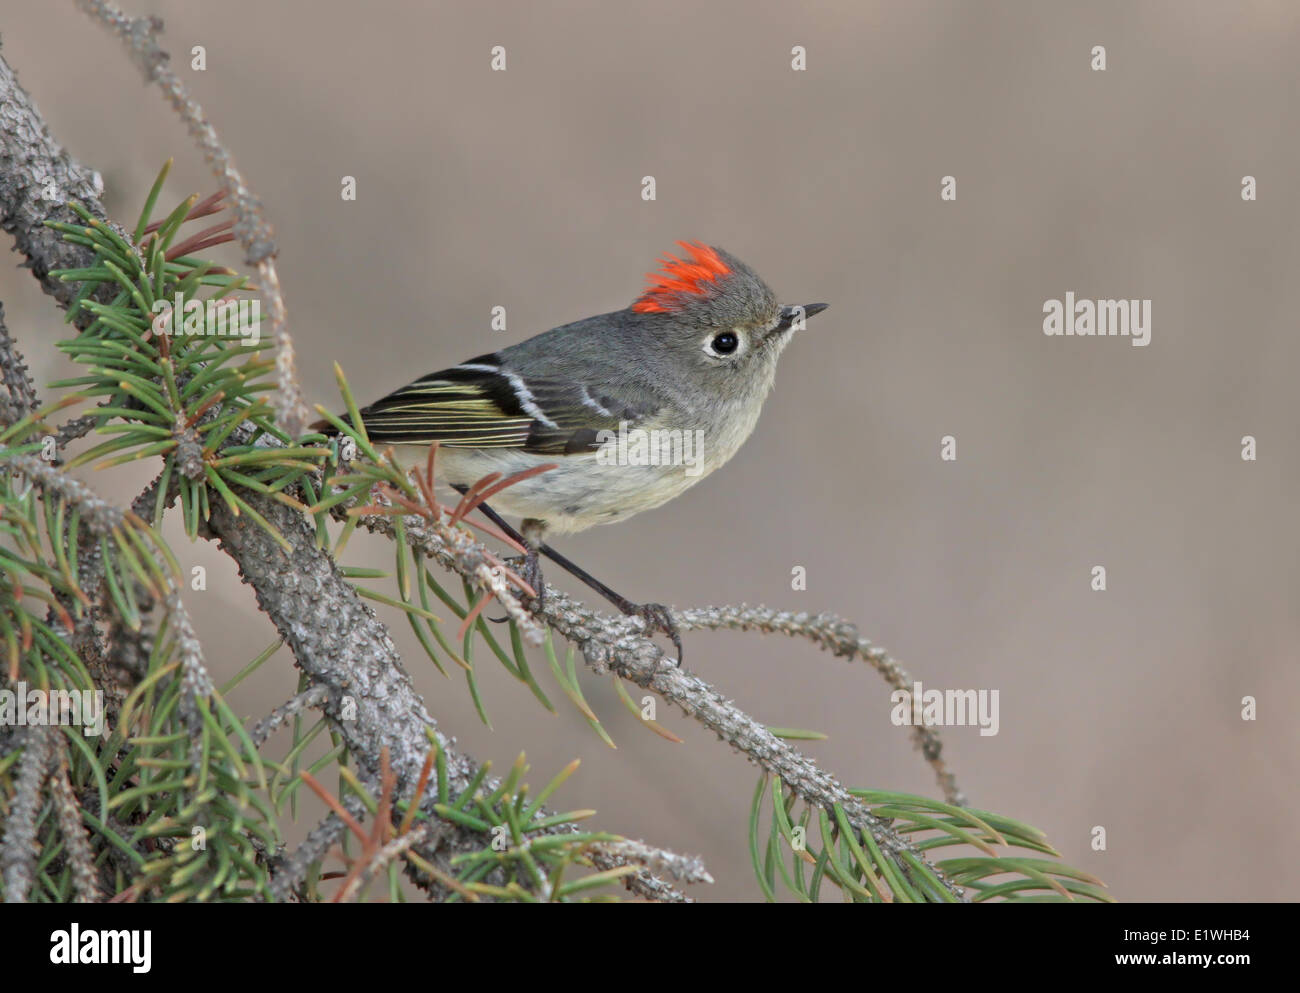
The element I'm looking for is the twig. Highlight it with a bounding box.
[0,302,39,420]
[0,726,58,903]
[49,750,102,903]
[0,448,216,773]
[74,0,309,437]
[352,504,545,644]
[0,45,116,314]
[251,685,329,747]
[586,839,713,886]
[675,605,966,806]
[338,826,428,903]
[268,802,361,903]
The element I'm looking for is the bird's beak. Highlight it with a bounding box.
[774,302,829,332]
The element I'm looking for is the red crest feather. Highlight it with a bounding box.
[632,241,731,313]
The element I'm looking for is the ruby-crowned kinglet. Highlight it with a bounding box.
[319,241,827,659]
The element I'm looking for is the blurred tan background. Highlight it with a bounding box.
[3,1,1297,901]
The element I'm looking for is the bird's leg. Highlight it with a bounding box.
[451,486,545,612]
[517,518,547,613]
[533,541,683,664]
[450,486,683,663]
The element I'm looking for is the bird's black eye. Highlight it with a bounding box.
[711,332,739,355]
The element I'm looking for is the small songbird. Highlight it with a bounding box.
[320,241,827,659]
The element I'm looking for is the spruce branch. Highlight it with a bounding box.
[0,303,39,421]
[205,480,693,900]
[1,449,125,536]
[0,448,207,703]
[268,803,360,903]
[511,586,968,897]
[251,685,330,748]
[586,839,714,888]
[675,604,965,806]
[74,0,309,437]
[49,748,102,903]
[0,44,115,313]
[343,479,546,644]
[0,725,58,903]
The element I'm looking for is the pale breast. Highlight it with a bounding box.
[429,430,733,536]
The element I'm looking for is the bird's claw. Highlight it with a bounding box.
[486,552,545,623]
[629,602,683,665]
[518,550,546,613]
[497,553,681,664]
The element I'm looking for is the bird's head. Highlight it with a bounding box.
[630,241,827,394]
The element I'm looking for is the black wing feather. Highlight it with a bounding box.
[328,353,656,453]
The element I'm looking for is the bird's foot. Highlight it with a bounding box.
[620,601,683,665]
[518,548,546,613]
[487,551,545,623]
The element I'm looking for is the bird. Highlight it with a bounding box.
[316,241,827,660]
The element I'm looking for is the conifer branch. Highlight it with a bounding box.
[49,750,102,903]
[675,605,966,806]
[74,0,309,437]
[0,43,115,313]
[513,587,967,896]
[0,303,38,421]
[205,483,692,900]
[0,725,58,903]
[251,685,329,748]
